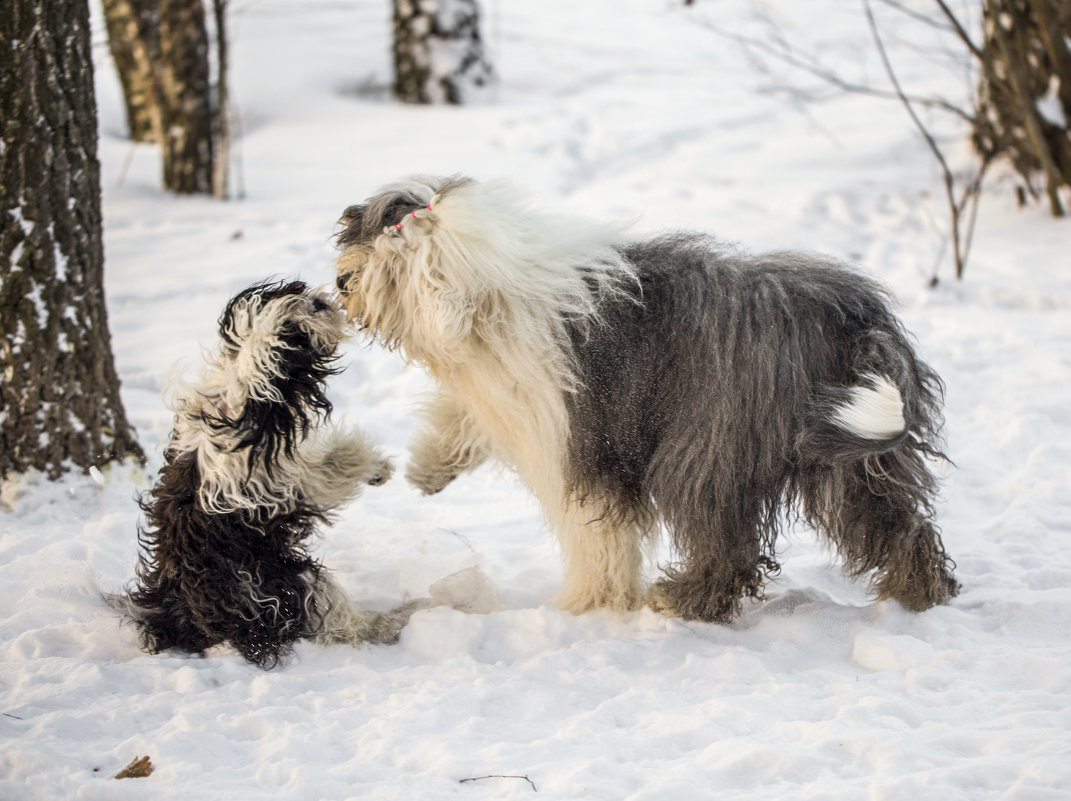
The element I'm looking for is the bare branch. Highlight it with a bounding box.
[459,774,538,792]
[691,15,976,123]
[876,0,955,32]
[864,0,955,180]
[955,154,991,273]
[691,0,996,280]
[864,0,988,279]
[933,0,985,60]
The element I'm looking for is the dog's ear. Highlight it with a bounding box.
[335,204,368,249]
[337,202,418,248]
[232,390,306,472]
[221,292,284,399]
[215,282,338,464]
[335,200,414,249]
[393,204,475,361]
[399,181,485,362]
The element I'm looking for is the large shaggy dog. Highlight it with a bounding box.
[119,280,408,667]
[334,176,959,622]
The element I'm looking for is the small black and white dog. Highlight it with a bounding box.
[119,279,407,668]
[334,175,959,623]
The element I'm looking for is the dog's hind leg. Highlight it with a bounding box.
[803,459,959,611]
[109,585,217,657]
[314,574,428,645]
[800,362,958,611]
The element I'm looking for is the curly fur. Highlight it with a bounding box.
[334,176,959,622]
[116,279,410,668]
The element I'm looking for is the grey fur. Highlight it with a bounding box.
[565,233,958,620]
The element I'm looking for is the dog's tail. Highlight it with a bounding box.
[831,372,906,439]
[800,335,945,465]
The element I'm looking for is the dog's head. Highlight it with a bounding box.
[333,175,477,366]
[215,279,345,456]
[334,175,634,369]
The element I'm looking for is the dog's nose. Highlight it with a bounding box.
[311,295,331,314]
[335,273,350,292]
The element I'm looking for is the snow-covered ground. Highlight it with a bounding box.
[3,1,1070,798]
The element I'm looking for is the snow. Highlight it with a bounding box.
[428,566,500,614]
[3,0,1071,799]
[1036,77,1067,130]
[5,207,28,273]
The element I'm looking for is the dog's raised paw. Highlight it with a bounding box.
[367,458,394,486]
[404,464,457,495]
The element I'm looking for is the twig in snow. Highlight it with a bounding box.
[459,774,538,792]
[442,528,477,552]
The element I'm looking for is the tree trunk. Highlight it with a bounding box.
[393,0,494,104]
[211,0,230,199]
[974,0,1071,216]
[157,0,215,193]
[101,0,161,143]
[102,0,216,193]
[0,0,144,480]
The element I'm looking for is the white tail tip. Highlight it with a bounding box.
[830,374,906,440]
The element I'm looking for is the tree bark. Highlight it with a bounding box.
[157,0,215,194]
[975,0,1071,216]
[211,0,230,199]
[393,0,494,104]
[101,0,162,143]
[1,0,144,480]
[102,0,216,193]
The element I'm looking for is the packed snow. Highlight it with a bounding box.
[2,1,1070,799]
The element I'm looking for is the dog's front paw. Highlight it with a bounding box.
[405,462,457,496]
[367,457,394,486]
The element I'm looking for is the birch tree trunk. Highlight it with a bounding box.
[157,0,215,194]
[393,0,494,104]
[102,0,217,194]
[101,0,161,143]
[0,0,144,480]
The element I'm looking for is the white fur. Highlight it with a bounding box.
[338,177,647,612]
[830,373,906,440]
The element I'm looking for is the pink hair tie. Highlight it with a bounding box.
[393,204,432,232]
